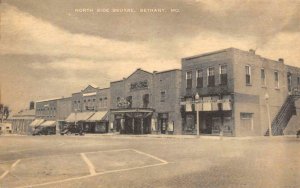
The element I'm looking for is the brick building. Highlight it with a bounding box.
[65,84,110,133]
[109,69,182,134]
[180,48,300,136]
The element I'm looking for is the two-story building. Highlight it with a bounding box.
[180,48,300,136]
[109,68,182,135]
[65,84,110,133]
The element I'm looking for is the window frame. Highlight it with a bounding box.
[207,67,215,87]
[196,69,204,88]
[186,71,192,89]
[245,65,252,86]
[274,71,279,89]
[160,90,166,102]
[219,65,228,85]
[261,68,266,86]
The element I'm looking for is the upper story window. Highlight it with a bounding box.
[207,67,215,87]
[287,72,292,92]
[143,94,150,108]
[298,77,300,85]
[245,65,252,85]
[261,68,266,86]
[196,69,203,88]
[219,65,227,85]
[274,71,279,89]
[186,71,192,89]
[160,91,166,102]
[126,96,132,108]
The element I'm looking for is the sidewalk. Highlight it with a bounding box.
[83,133,264,140]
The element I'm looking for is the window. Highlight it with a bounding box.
[196,69,203,88]
[143,94,150,108]
[126,96,132,108]
[219,65,227,85]
[298,77,300,85]
[93,99,96,102]
[261,68,266,86]
[287,72,292,92]
[186,71,192,89]
[274,71,279,88]
[160,91,166,102]
[245,65,251,85]
[207,67,215,87]
[104,97,108,107]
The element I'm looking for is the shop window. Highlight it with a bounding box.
[160,91,166,102]
[245,65,251,85]
[196,69,203,88]
[186,71,192,89]
[219,65,227,85]
[274,71,279,89]
[207,67,215,87]
[143,94,150,108]
[261,68,266,86]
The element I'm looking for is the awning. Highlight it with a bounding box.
[65,112,94,122]
[40,121,56,127]
[111,108,154,113]
[30,119,45,127]
[87,111,108,122]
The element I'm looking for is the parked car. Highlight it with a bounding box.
[32,126,56,136]
[60,124,84,136]
[297,129,300,138]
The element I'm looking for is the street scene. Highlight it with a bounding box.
[0,135,299,188]
[1,0,300,187]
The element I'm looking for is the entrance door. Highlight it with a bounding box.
[160,119,167,134]
[205,116,212,134]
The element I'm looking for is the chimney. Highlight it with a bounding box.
[249,49,256,55]
[278,58,284,63]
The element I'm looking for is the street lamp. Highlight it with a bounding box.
[265,93,272,137]
[195,92,200,136]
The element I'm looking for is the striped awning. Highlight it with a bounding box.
[65,112,94,122]
[87,111,108,122]
[29,119,45,127]
[40,121,56,127]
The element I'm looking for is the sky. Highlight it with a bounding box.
[0,0,300,112]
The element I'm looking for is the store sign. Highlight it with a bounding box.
[130,80,148,90]
[117,98,130,108]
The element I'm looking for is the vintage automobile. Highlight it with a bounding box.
[32,126,56,136]
[60,124,84,136]
[297,129,300,138]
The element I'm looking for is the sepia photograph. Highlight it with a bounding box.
[0,0,300,187]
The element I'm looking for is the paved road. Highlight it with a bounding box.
[0,135,299,188]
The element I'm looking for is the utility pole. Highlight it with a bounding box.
[195,93,200,136]
[265,93,272,137]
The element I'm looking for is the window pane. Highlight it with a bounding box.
[208,68,214,76]
[197,69,203,77]
[197,77,203,88]
[220,65,227,74]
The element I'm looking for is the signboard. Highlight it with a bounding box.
[130,80,148,90]
[117,97,131,108]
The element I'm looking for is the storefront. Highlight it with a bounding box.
[111,108,154,134]
[182,94,233,136]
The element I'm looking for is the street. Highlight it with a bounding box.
[0,135,299,188]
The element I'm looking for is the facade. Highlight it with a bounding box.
[66,85,110,133]
[109,68,182,135]
[180,48,300,136]
[35,97,72,133]
[10,109,35,135]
